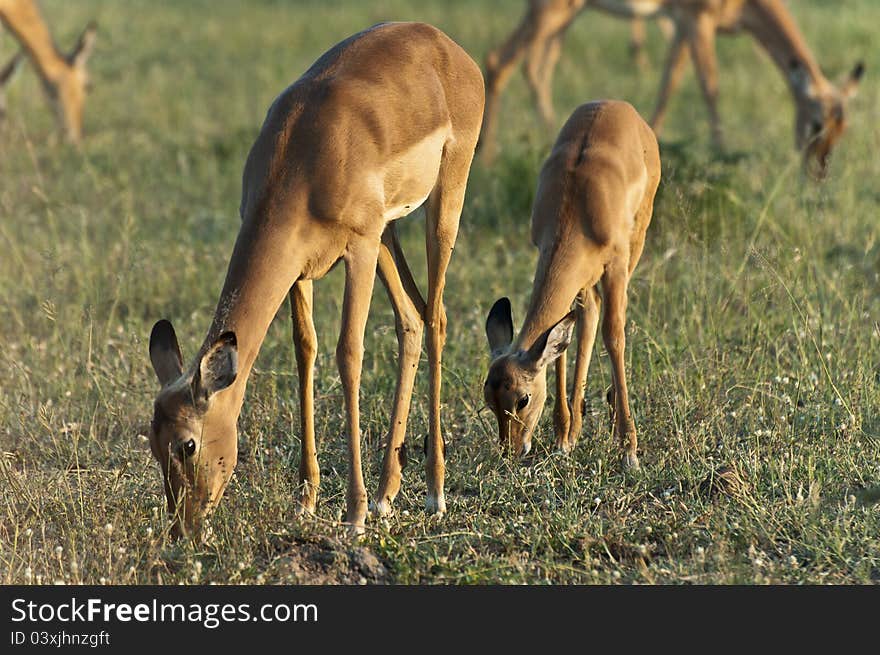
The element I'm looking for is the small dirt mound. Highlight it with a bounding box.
[266,536,391,584]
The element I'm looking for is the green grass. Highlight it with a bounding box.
[1,0,879,585]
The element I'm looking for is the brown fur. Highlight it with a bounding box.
[484,100,660,469]
[148,22,484,539]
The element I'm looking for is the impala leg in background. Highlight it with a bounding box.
[481,0,582,162]
[337,238,381,534]
[649,25,689,136]
[688,10,723,147]
[290,279,319,516]
[372,226,426,517]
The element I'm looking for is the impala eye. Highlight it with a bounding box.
[516,395,530,412]
[179,439,196,458]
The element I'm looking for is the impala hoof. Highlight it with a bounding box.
[368,498,393,518]
[425,493,446,515]
[345,520,366,539]
[623,452,641,473]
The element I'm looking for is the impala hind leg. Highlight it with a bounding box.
[688,11,724,148]
[372,226,426,517]
[601,264,639,472]
[290,280,319,515]
[424,144,475,515]
[566,285,601,451]
[337,238,381,534]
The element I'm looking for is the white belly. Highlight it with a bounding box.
[381,126,449,222]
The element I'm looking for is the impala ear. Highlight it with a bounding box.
[149,320,184,387]
[69,21,97,69]
[524,310,576,371]
[486,297,514,358]
[840,60,864,100]
[192,332,238,403]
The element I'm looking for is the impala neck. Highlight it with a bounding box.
[0,1,70,83]
[742,0,829,98]
[514,234,582,353]
[200,217,307,414]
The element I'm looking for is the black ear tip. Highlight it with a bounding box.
[853,61,865,79]
[487,297,512,327]
[150,319,175,346]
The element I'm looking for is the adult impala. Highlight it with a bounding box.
[481,0,863,178]
[0,0,96,142]
[484,100,660,470]
[148,22,484,539]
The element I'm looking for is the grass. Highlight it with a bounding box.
[1,0,879,585]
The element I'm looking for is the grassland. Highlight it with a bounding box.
[1,0,878,585]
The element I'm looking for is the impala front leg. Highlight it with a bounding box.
[566,285,600,452]
[290,279,319,515]
[553,353,571,451]
[337,238,381,534]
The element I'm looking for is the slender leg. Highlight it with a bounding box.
[566,285,600,451]
[532,27,570,132]
[482,2,543,163]
[553,352,571,451]
[372,226,425,516]
[688,11,723,147]
[336,237,381,534]
[601,263,639,471]
[290,279,319,515]
[423,141,475,514]
[649,26,690,136]
[629,17,649,70]
[482,0,582,163]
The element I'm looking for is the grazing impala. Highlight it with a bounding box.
[0,0,96,142]
[147,22,484,539]
[481,0,863,178]
[484,100,659,470]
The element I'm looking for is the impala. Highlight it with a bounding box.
[0,0,96,142]
[484,100,660,470]
[481,0,863,178]
[147,22,484,539]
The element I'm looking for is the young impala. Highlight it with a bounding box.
[147,22,484,539]
[484,100,660,470]
[481,0,863,179]
[0,0,96,142]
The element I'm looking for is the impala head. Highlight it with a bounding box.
[791,60,864,179]
[148,320,239,540]
[50,21,97,143]
[483,298,576,457]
